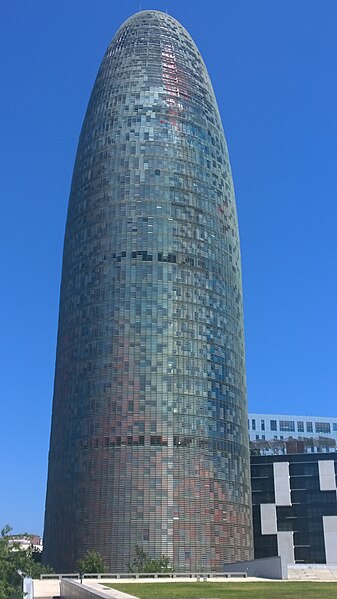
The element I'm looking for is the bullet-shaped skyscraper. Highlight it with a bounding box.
[44,10,253,572]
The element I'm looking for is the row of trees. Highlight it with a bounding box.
[78,545,173,574]
[78,544,173,574]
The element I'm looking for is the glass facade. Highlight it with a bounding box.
[43,10,252,572]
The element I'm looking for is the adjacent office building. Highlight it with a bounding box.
[250,413,337,564]
[251,453,337,564]
[44,11,253,572]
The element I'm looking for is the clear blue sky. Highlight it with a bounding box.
[1,0,337,535]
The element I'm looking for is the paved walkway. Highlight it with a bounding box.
[33,575,274,598]
[33,578,138,598]
[33,578,60,598]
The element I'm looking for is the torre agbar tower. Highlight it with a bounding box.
[44,11,253,572]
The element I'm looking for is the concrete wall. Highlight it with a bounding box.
[319,460,336,491]
[223,556,286,580]
[273,462,291,505]
[277,531,294,564]
[260,504,277,535]
[323,515,337,564]
[60,579,137,599]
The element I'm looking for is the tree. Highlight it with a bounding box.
[77,550,107,574]
[0,525,53,598]
[128,545,148,573]
[128,545,173,573]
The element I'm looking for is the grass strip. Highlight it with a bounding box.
[105,581,337,599]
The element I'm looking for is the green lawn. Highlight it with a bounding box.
[105,581,337,599]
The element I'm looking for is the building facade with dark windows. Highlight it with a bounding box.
[251,453,337,565]
[43,10,252,572]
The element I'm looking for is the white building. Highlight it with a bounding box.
[248,413,337,446]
